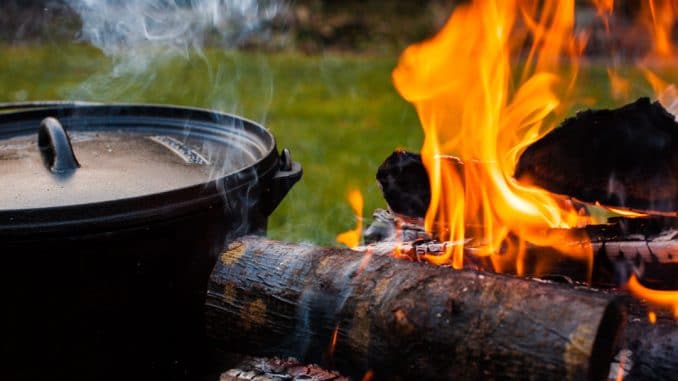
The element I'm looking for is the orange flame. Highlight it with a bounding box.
[336,189,364,248]
[642,68,678,118]
[648,311,657,324]
[392,0,591,273]
[593,0,615,31]
[607,68,631,101]
[327,323,339,358]
[640,0,678,60]
[628,275,678,317]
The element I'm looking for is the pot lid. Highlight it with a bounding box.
[0,103,281,232]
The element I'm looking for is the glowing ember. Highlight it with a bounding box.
[392,0,591,273]
[648,311,657,324]
[327,323,339,358]
[361,370,375,381]
[336,189,364,248]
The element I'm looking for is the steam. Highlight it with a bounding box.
[63,0,283,109]
[60,0,286,242]
[67,0,281,57]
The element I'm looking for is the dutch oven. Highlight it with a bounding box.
[0,102,302,380]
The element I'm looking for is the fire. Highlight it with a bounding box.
[603,205,648,218]
[628,275,678,317]
[640,0,678,60]
[392,0,591,273]
[607,68,631,101]
[643,68,678,119]
[336,189,364,248]
[593,0,614,31]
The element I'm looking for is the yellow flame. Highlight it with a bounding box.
[336,189,364,248]
[628,275,678,317]
[392,0,592,274]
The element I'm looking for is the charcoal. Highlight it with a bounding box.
[514,97,678,213]
[376,150,431,218]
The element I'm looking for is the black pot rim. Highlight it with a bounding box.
[0,102,281,235]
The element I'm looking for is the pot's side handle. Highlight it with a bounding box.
[260,148,303,217]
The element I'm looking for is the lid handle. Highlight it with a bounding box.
[38,117,80,173]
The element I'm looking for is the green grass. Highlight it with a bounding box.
[2,43,677,245]
[0,43,422,245]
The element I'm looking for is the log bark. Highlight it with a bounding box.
[205,236,624,381]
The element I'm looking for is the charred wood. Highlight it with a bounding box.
[515,97,678,213]
[376,150,463,219]
[220,356,349,381]
[205,236,624,381]
[376,150,431,218]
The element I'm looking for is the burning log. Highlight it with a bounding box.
[365,207,678,285]
[373,148,678,287]
[205,236,624,381]
[515,97,678,214]
[376,150,462,219]
[376,150,432,218]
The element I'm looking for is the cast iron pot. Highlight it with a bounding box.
[0,102,302,380]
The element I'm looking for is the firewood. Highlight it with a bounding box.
[623,314,678,381]
[376,150,431,218]
[515,97,678,214]
[376,150,463,219]
[604,295,678,381]
[205,236,624,381]
[364,209,678,288]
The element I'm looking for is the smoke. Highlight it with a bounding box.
[63,0,284,109]
[67,0,281,57]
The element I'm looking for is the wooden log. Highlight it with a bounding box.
[515,97,678,214]
[205,236,624,381]
[623,316,678,381]
[607,297,678,381]
[376,150,431,218]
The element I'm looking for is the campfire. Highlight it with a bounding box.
[2,1,677,381]
[207,1,678,380]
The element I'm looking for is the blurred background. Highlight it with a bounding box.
[0,0,676,245]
